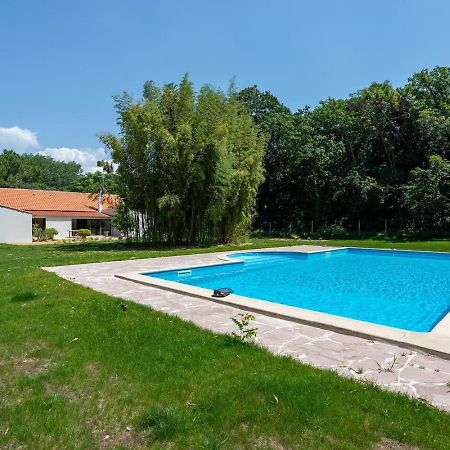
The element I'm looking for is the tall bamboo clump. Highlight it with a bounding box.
[101,75,265,245]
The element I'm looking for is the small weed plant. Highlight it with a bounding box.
[376,354,399,373]
[231,313,258,342]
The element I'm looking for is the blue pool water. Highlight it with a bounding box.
[146,249,450,332]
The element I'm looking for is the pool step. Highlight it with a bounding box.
[233,255,300,269]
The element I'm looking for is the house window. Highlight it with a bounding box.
[74,219,89,229]
[32,218,46,229]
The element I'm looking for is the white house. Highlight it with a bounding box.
[0,188,120,243]
[0,205,32,243]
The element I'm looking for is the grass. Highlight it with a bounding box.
[1,237,450,449]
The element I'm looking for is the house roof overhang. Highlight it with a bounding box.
[30,210,113,219]
[0,204,32,215]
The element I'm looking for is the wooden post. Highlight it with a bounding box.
[384,219,388,235]
[358,218,361,237]
[311,220,314,233]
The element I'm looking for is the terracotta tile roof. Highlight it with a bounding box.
[30,210,113,218]
[0,188,120,218]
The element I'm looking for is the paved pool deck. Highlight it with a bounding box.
[45,245,450,412]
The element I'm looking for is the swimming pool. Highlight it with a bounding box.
[145,249,450,332]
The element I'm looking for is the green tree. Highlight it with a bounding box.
[0,150,82,190]
[101,75,265,245]
[403,67,450,159]
[404,155,450,231]
[69,167,120,194]
[235,86,294,230]
[237,66,450,236]
[290,134,346,228]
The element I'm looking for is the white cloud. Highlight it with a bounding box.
[0,125,111,173]
[0,126,39,151]
[38,147,111,173]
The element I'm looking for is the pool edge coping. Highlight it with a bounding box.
[115,246,450,359]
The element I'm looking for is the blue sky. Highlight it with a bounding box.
[1,0,449,171]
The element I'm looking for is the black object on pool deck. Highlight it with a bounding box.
[212,287,233,298]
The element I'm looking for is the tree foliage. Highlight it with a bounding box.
[0,150,82,190]
[101,75,265,244]
[236,66,450,235]
[4,67,449,238]
[404,155,450,229]
[69,168,120,194]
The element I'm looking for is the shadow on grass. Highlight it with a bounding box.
[52,240,194,254]
[371,233,448,243]
[11,291,38,302]
[139,408,187,440]
[47,236,450,257]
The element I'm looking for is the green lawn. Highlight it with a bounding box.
[1,238,450,449]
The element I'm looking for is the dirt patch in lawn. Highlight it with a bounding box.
[253,437,290,449]
[86,362,102,375]
[373,438,419,449]
[14,357,50,375]
[44,381,91,403]
[93,426,148,449]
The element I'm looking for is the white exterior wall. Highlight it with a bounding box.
[110,226,120,237]
[0,206,32,243]
[45,217,72,239]
[103,209,120,237]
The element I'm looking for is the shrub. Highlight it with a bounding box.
[316,223,348,239]
[44,228,58,240]
[32,224,45,241]
[77,229,91,240]
[32,225,59,241]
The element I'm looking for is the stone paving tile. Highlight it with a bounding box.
[45,245,450,412]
